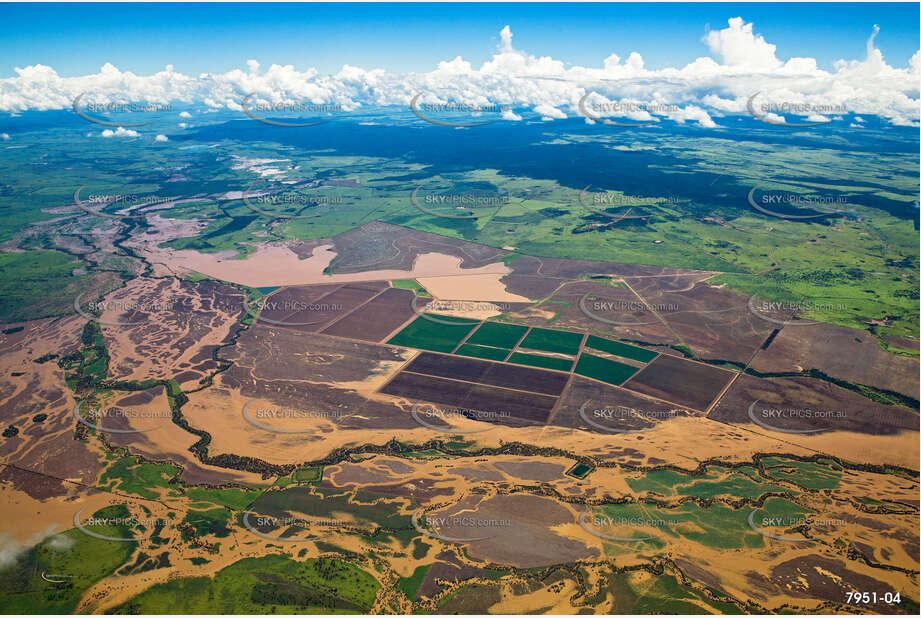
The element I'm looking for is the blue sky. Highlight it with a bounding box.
[1,2,918,77]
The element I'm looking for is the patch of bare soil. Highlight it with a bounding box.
[750,322,919,400]
[99,277,245,390]
[711,374,917,436]
[431,494,599,568]
[0,315,101,487]
[493,460,566,482]
[137,241,516,289]
[328,222,508,273]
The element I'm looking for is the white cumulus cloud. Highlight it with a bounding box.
[703,16,782,70]
[534,104,566,120]
[0,19,915,127]
[100,127,139,138]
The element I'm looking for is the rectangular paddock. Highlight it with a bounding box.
[402,352,570,397]
[623,353,735,411]
[380,371,558,424]
[321,287,417,341]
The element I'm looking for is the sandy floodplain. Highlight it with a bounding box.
[415,273,529,303]
[138,241,528,300]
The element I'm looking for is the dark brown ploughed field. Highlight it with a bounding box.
[321,287,418,341]
[402,352,570,396]
[553,376,690,432]
[329,222,508,273]
[709,373,919,435]
[623,353,735,411]
[380,371,558,424]
[259,282,387,331]
[256,283,342,324]
[749,322,920,400]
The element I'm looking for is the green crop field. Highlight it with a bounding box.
[519,327,584,355]
[575,353,640,386]
[456,343,510,361]
[465,321,529,349]
[585,336,657,363]
[387,315,479,353]
[391,279,431,297]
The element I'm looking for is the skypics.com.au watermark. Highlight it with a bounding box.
[242,179,350,221]
[73,508,170,542]
[72,401,172,434]
[577,186,667,222]
[73,186,173,220]
[747,400,847,434]
[79,298,186,313]
[411,403,511,434]
[747,186,849,220]
[73,93,174,127]
[747,510,846,542]
[590,101,679,115]
[252,194,342,206]
[252,299,343,313]
[590,299,679,313]
[578,94,675,127]
[591,193,679,207]
[424,193,509,208]
[242,293,345,327]
[84,193,172,210]
[578,401,681,434]
[747,92,846,127]
[411,185,509,220]
[73,291,191,327]
[241,93,342,127]
[426,300,514,313]
[412,508,510,542]
[410,93,511,127]
[579,510,679,542]
[419,102,507,114]
[84,102,173,114]
[578,293,696,327]
[747,296,848,327]
[241,400,344,434]
[589,515,679,528]
[410,296,514,326]
[242,512,345,542]
[245,102,341,114]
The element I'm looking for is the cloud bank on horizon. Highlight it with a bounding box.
[1,18,918,127]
